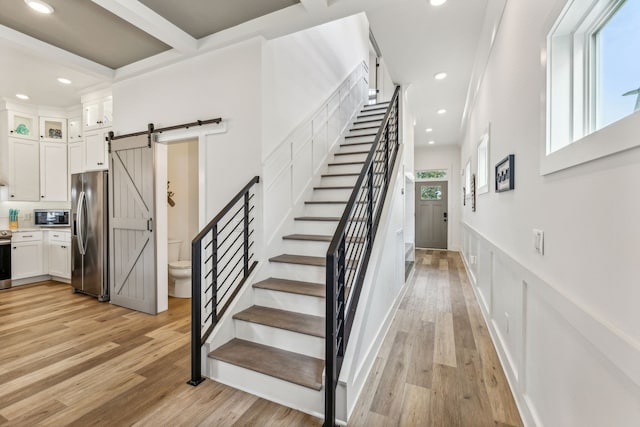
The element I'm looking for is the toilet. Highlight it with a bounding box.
[168,240,192,298]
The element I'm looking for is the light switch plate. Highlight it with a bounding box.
[533,229,544,255]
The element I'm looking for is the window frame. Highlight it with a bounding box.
[543,0,640,175]
[477,125,490,195]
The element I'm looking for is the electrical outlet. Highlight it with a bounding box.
[470,255,477,265]
[533,229,544,255]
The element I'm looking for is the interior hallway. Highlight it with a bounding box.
[349,249,523,426]
[0,249,522,426]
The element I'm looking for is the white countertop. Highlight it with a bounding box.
[13,227,71,232]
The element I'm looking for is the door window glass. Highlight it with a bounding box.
[421,185,442,200]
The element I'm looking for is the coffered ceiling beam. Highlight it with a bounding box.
[91,0,198,54]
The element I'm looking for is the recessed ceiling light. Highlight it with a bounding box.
[434,72,447,80]
[25,0,54,14]
[57,77,72,85]
[430,0,447,6]
[437,109,447,114]
[16,94,29,100]
[425,128,433,133]
[428,140,435,145]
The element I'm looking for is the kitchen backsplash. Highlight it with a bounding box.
[0,201,71,229]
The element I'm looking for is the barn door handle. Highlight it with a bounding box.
[147,218,153,232]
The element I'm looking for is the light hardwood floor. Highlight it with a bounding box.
[0,249,522,426]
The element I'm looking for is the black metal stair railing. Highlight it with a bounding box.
[188,176,260,386]
[324,86,400,426]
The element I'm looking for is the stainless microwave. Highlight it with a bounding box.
[34,209,70,227]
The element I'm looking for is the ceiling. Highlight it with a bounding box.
[0,0,503,145]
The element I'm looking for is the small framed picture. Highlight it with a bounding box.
[495,155,515,192]
[471,174,476,212]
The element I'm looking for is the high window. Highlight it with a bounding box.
[545,0,640,173]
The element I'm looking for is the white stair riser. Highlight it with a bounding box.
[333,152,368,162]
[339,143,373,153]
[293,219,339,236]
[320,175,359,187]
[352,120,382,129]
[341,135,376,144]
[207,359,324,417]
[311,188,354,201]
[347,128,379,137]
[253,288,325,317]
[234,320,325,358]
[327,163,366,174]
[267,262,326,283]
[304,203,348,217]
[280,238,330,257]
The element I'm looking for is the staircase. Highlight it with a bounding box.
[206,101,390,415]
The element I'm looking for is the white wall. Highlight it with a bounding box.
[261,13,370,157]
[459,0,640,425]
[112,38,264,221]
[167,139,198,260]
[414,145,461,251]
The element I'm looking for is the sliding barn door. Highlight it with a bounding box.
[109,134,157,314]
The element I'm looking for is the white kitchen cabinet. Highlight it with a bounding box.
[40,142,68,201]
[9,137,39,201]
[83,97,113,131]
[11,232,45,280]
[67,117,82,143]
[7,111,38,140]
[69,141,83,174]
[85,128,110,171]
[39,117,67,143]
[48,231,71,279]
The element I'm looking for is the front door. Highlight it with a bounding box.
[415,181,448,249]
[109,134,157,314]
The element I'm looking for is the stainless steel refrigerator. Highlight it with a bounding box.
[71,171,109,301]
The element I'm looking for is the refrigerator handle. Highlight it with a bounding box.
[77,191,86,255]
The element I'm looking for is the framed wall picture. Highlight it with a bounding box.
[471,174,476,212]
[495,155,515,192]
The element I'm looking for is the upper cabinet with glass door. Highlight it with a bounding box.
[67,117,82,142]
[8,111,38,140]
[83,96,113,131]
[39,117,67,143]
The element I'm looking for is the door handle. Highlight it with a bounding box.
[147,218,153,232]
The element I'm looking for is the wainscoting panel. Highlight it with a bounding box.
[461,223,640,427]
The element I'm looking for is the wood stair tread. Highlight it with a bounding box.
[304,200,348,204]
[341,141,374,147]
[294,216,366,222]
[233,305,325,337]
[321,172,360,177]
[269,254,326,266]
[283,233,332,242]
[349,125,380,131]
[253,277,325,298]
[353,118,383,124]
[208,338,324,390]
[345,133,377,139]
[335,150,370,156]
[314,186,353,190]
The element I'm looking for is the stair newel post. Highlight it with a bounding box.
[243,192,250,276]
[325,248,338,427]
[188,238,205,386]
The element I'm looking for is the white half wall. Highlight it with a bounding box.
[459,0,640,425]
[414,145,461,251]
